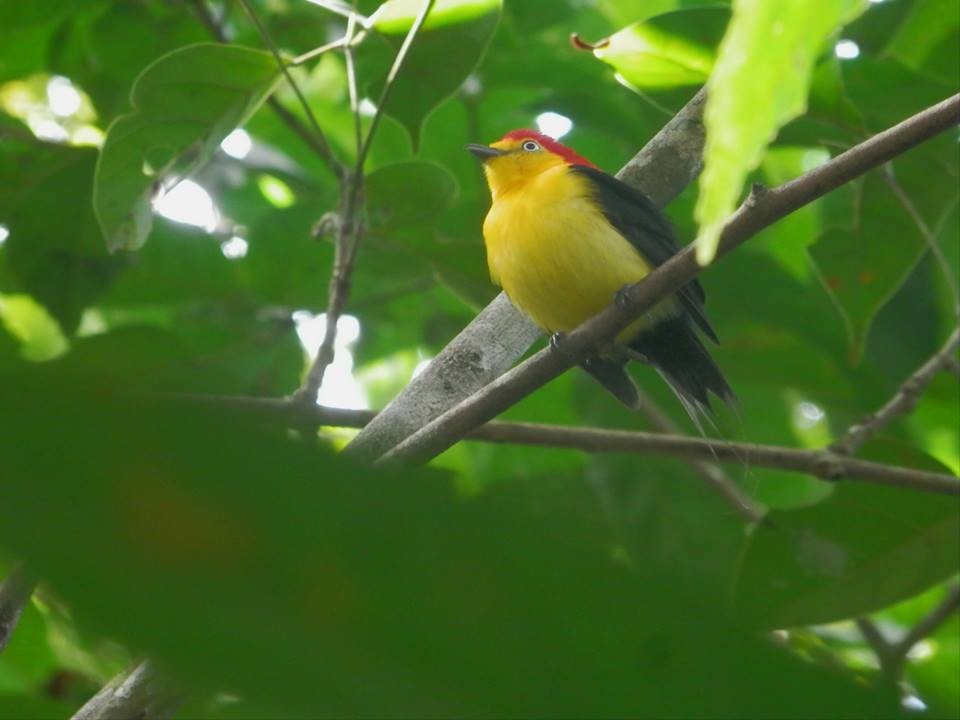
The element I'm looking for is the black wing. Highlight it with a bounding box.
[570,164,718,344]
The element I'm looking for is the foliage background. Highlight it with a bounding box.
[0,0,957,717]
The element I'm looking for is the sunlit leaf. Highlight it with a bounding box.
[93,44,281,252]
[590,12,718,89]
[694,0,867,264]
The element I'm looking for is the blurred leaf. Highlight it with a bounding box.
[734,481,960,629]
[365,160,458,227]
[589,8,725,90]
[361,0,501,148]
[0,295,68,362]
[694,0,867,264]
[909,613,960,718]
[0,364,895,718]
[810,172,928,364]
[884,0,960,86]
[0,145,126,334]
[94,44,281,251]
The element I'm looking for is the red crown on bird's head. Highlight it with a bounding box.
[500,129,598,169]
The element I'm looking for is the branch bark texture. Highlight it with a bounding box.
[71,661,180,720]
[183,395,960,496]
[379,94,960,467]
[0,564,35,652]
[346,88,709,460]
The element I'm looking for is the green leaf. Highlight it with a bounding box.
[810,172,930,364]
[694,0,867,264]
[885,0,960,86]
[365,160,458,227]
[93,44,281,252]
[590,9,723,90]
[0,363,896,718]
[734,481,960,629]
[362,0,501,148]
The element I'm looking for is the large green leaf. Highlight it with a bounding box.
[884,0,960,86]
[365,160,458,227]
[694,0,867,264]
[734,479,960,629]
[361,0,502,148]
[0,361,895,718]
[809,172,931,364]
[93,44,281,252]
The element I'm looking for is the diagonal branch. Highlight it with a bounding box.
[0,563,36,652]
[236,0,346,181]
[858,585,960,685]
[71,660,181,720]
[378,94,960,466]
[346,88,710,460]
[832,327,960,456]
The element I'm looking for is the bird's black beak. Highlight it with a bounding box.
[466,143,504,161]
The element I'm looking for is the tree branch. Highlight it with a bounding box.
[378,94,960,467]
[832,327,960,456]
[346,87,710,460]
[0,563,35,652]
[297,0,437,402]
[71,661,180,720]
[857,585,960,685]
[179,394,960,496]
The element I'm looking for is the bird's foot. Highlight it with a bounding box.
[614,285,633,311]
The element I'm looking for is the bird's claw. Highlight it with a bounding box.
[614,285,633,311]
[549,331,567,352]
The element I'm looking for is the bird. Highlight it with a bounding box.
[466,129,734,421]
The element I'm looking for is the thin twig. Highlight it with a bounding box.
[832,327,960,456]
[857,585,960,685]
[0,563,36,652]
[176,394,960,496]
[290,37,350,67]
[297,0,437,401]
[632,389,763,523]
[237,0,345,181]
[377,94,960,467]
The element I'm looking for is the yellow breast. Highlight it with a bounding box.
[482,165,668,339]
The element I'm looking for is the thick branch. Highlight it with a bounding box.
[71,661,180,720]
[380,94,960,467]
[346,88,710,459]
[832,327,960,456]
[182,395,960,496]
[0,564,36,652]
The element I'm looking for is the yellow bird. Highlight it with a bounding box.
[467,129,733,418]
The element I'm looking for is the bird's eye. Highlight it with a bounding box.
[521,140,540,152]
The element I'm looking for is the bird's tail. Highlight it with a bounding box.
[629,317,735,420]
